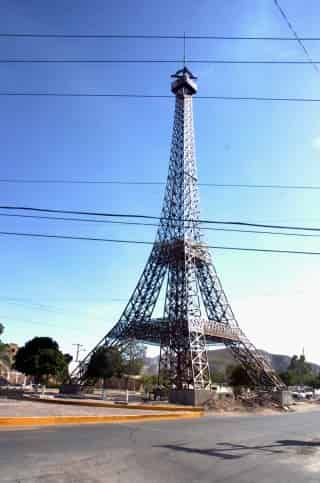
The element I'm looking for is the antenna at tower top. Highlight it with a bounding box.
[183,32,186,67]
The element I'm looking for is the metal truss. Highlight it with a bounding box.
[71,67,284,391]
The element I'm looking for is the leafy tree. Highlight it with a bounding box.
[311,373,320,389]
[63,354,73,367]
[279,354,315,387]
[141,374,159,392]
[0,326,4,352]
[0,324,10,368]
[121,340,145,376]
[279,370,295,387]
[289,355,299,370]
[57,353,73,382]
[14,337,68,384]
[211,371,226,384]
[85,341,146,389]
[85,346,123,386]
[64,354,73,365]
[228,364,252,388]
[0,323,5,351]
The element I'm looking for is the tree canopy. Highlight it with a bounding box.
[14,337,72,383]
[0,324,10,367]
[121,340,145,376]
[85,340,145,385]
[85,346,123,385]
[227,364,253,388]
[279,354,316,387]
[0,324,5,352]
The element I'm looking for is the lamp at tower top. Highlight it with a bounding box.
[171,66,198,96]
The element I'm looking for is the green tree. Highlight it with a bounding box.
[280,354,315,387]
[14,337,68,384]
[312,373,320,389]
[141,374,159,392]
[63,353,73,366]
[0,323,5,353]
[0,323,5,351]
[59,353,73,382]
[279,370,296,387]
[211,372,226,384]
[119,340,145,391]
[0,324,10,368]
[85,346,123,386]
[121,340,145,376]
[228,364,252,388]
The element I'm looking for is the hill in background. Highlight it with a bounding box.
[144,348,320,377]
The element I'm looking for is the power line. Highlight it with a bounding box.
[0,178,163,185]
[2,178,320,191]
[0,230,152,245]
[0,295,128,303]
[0,92,319,102]
[0,229,320,257]
[273,0,319,73]
[1,205,320,232]
[0,296,120,321]
[1,32,320,41]
[200,182,320,190]
[0,299,62,313]
[0,58,319,64]
[2,212,320,239]
[1,315,83,332]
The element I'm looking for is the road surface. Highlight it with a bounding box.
[1,409,320,482]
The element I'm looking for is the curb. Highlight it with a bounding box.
[0,412,203,427]
[24,395,203,412]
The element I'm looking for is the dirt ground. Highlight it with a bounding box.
[204,394,320,415]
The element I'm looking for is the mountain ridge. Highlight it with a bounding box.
[144,349,320,376]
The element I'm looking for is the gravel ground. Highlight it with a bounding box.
[0,400,176,417]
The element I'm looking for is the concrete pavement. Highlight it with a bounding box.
[0,399,201,427]
[1,409,320,482]
[0,399,194,417]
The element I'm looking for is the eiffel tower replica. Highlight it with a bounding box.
[71,66,284,398]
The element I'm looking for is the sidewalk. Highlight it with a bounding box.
[23,392,203,412]
[0,399,203,427]
[0,400,177,417]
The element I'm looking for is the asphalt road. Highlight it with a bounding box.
[1,410,320,482]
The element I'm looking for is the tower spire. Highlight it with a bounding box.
[70,69,285,394]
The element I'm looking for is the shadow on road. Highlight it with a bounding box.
[154,439,320,461]
[277,439,320,447]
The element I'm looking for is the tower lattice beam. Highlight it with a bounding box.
[71,67,285,391]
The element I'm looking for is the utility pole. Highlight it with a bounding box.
[73,343,85,363]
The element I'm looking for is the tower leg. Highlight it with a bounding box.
[197,259,284,389]
[158,325,210,390]
[158,335,192,390]
[70,245,167,383]
[189,327,210,390]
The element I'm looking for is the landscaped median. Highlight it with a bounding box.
[0,397,203,428]
[0,412,203,427]
[24,394,203,413]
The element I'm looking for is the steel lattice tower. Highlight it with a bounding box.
[72,67,284,391]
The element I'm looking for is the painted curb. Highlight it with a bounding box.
[24,395,203,412]
[0,412,203,427]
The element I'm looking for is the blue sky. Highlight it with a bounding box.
[1,0,320,366]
